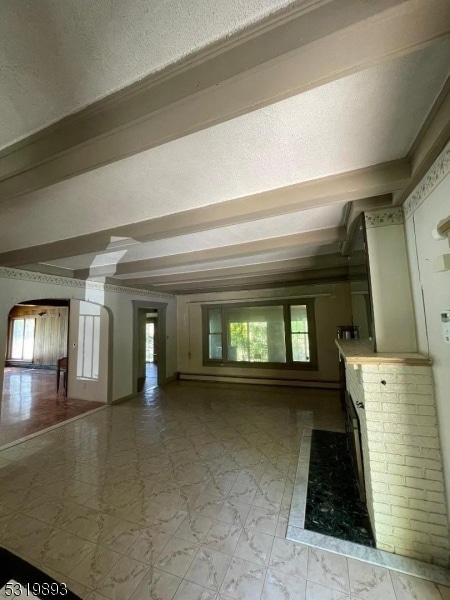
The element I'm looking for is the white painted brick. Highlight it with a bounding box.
[371,481,388,493]
[376,523,394,535]
[418,405,436,416]
[401,435,439,448]
[371,452,404,465]
[415,384,433,395]
[388,383,417,394]
[426,490,446,503]
[399,394,434,405]
[372,472,405,485]
[361,365,379,373]
[396,374,433,385]
[362,373,396,384]
[373,492,408,507]
[419,425,439,437]
[370,460,387,472]
[363,383,384,393]
[428,514,449,527]
[387,464,423,478]
[377,513,409,528]
[383,422,419,434]
[381,402,417,414]
[433,555,449,568]
[364,410,384,422]
[426,469,444,482]
[369,431,403,443]
[405,456,441,470]
[406,477,444,492]
[430,535,450,549]
[365,401,382,411]
[409,499,447,514]
[377,541,395,552]
[367,440,386,453]
[391,505,428,521]
[367,421,384,432]
[389,485,425,499]
[421,449,441,461]
[373,501,391,515]
[410,520,448,536]
[400,414,436,426]
[384,443,421,457]
[371,392,398,403]
[392,527,430,543]
[410,541,450,558]
[411,366,432,375]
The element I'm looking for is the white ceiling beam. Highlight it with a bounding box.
[119,253,348,285]
[393,77,450,206]
[75,226,346,279]
[0,0,446,200]
[135,267,350,293]
[0,163,400,267]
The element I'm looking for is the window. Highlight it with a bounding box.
[10,318,35,361]
[203,300,317,369]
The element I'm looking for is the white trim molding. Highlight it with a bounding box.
[0,267,174,299]
[365,207,404,229]
[404,142,450,220]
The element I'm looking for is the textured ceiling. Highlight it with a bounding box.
[1,4,448,294]
[44,204,347,270]
[0,42,448,254]
[0,0,300,149]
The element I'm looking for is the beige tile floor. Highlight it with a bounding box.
[0,381,448,600]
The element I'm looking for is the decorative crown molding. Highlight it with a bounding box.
[365,207,404,229]
[404,142,450,220]
[0,267,174,300]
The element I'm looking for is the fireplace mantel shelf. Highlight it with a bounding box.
[335,339,432,366]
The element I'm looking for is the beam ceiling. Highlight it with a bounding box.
[0,0,447,200]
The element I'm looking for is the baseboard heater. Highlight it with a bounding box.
[179,373,340,389]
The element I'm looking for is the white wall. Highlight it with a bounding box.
[177,281,352,384]
[404,144,450,514]
[365,215,417,353]
[0,269,176,405]
[68,299,109,403]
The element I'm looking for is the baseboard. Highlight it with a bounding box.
[5,362,57,370]
[162,373,178,385]
[178,373,340,389]
[111,393,136,405]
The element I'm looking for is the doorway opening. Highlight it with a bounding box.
[145,311,158,389]
[133,300,168,395]
[1,298,103,447]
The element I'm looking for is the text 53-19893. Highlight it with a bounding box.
[3,582,68,596]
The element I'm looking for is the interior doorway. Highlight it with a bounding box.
[145,312,158,389]
[133,300,168,395]
[1,298,103,447]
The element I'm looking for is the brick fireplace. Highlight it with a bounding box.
[338,339,450,567]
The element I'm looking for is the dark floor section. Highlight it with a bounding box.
[305,429,375,547]
[1,368,104,447]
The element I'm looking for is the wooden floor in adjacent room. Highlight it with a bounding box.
[0,367,104,447]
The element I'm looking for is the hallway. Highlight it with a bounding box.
[0,368,104,447]
[0,381,447,599]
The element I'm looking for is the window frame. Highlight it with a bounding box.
[202,299,318,370]
[8,317,36,362]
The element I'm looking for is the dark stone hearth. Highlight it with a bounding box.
[305,430,375,547]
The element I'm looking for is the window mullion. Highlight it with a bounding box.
[284,304,293,364]
[222,308,227,362]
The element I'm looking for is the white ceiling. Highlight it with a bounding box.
[0,42,448,254]
[0,3,448,294]
[45,203,347,270]
[0,0,299,150]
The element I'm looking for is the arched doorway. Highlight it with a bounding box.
[1,298,105,447]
